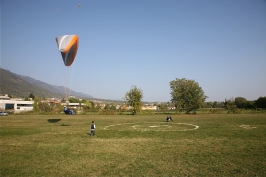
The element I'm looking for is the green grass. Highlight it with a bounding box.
[1,114,266,176]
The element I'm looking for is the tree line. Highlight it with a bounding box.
[25,78,266,115]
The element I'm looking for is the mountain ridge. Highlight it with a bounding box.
[0,68,94,99]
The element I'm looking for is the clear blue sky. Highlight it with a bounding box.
[1,0,266,102]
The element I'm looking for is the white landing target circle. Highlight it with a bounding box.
[104,122,199,132]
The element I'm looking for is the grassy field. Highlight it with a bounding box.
[1,114,265,176]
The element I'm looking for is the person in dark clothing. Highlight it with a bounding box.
[166,116,173,122]
[169,116,173,122]
[64,106,70,114]
[90,121,96,136]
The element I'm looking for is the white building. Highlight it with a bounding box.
[0,96,34,113]
[61,102,85,109]
[141,105,157,110]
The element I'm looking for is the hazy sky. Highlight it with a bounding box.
[1,0,266,102]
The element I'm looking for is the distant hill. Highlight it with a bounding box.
[0,68,94,99]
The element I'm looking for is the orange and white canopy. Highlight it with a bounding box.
[55,35,79,66]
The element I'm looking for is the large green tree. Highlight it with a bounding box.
[255,96,266,109]
[125,85,143,115]
[170,78,207,114]
[235,97,248,109]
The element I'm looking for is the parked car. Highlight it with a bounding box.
[0,111,8,116]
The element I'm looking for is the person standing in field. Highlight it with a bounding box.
[90,121,96,136]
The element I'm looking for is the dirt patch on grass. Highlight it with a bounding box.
[239,125,257,129]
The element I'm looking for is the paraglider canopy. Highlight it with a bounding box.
[55,35,79,66]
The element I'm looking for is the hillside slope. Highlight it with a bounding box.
[0,68,93,99]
